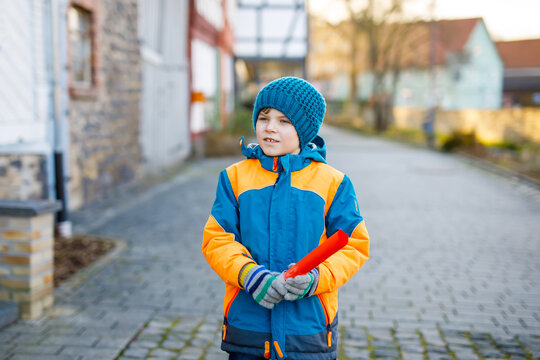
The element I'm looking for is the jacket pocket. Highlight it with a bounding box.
[222,286,240,341]
[225,287,240,319]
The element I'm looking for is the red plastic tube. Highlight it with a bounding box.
[283,229,349,279]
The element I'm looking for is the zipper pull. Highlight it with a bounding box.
[327,330,332,347]
[273,157,278,172]
[264,341,270,358]
[274,341,284,358]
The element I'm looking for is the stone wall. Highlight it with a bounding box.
[0,200,60,320]
[392,107,540,144]
[69,0,142,210]
[0,155,47,201]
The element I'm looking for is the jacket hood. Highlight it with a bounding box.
[240,135,327,173]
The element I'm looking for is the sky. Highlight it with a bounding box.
[309,0,540,41]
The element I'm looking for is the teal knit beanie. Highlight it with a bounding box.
[253,77,326,150]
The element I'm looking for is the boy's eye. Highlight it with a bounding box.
[280,119,291,124]
[258,117,268,121]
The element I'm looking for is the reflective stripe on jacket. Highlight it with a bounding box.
[202,136,369,359]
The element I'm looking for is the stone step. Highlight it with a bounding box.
[0,301,19,330]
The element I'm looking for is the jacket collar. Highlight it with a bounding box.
[240,135,327,173]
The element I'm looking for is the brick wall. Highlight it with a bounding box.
[68,0,142,210]
[0,155,47,201]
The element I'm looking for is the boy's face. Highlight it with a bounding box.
[256,108,301,157]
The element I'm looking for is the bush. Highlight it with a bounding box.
[441,131,476,152]
[204,104,254,157]
[224,103,254,136]
[495,141,521,152]
[383,127,426,145]
[204,130,242,157]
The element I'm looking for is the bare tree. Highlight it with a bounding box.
[342,0,416,132]
[319,14,362,113]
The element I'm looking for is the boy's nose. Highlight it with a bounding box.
[266,121,277,132]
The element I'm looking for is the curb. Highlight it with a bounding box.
[325,124,540,192]
[53,236,128,299]
[456,151,540,190]
[72,167,194,236]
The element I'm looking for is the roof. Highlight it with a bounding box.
[397,18,482,68]
[436,18,480,52]
[496,39,540,68]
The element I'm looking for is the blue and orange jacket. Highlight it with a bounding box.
[202,136,369,359]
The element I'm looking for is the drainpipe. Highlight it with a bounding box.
[50,0,72,237]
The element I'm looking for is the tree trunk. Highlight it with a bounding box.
[372,73,389,132]
[374,100,385,132]
[347,28,359,115]
[374,95,392,132]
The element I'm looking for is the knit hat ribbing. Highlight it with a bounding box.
[253,77,326,150]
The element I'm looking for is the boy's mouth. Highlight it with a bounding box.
[264,137,279,143]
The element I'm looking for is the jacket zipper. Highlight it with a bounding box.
[318,294,332,347]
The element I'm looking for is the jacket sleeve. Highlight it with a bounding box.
[315,174,370,294]
[202,170,254,287]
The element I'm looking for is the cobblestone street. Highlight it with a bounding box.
[1,126,539,359]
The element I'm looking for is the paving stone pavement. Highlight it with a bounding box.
[1,126,539,360]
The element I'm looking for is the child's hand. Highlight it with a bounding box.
[242,264,287,309]
[284,265,319,301]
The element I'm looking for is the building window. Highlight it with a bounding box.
[453,68,461,82]
[68,1,98,97]
[533,92,540,105]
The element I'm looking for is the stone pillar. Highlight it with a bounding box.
[0,200,61,320]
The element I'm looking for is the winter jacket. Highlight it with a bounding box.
[202,136,369,359]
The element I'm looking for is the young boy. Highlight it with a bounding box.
[202,77,369,360]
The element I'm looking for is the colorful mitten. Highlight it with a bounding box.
[240,263,287,309]
[284,267,319,300]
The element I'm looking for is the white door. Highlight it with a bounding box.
[138,0,190,174]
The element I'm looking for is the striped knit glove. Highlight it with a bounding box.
[284,266,319,301]
[240,263,287,309]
